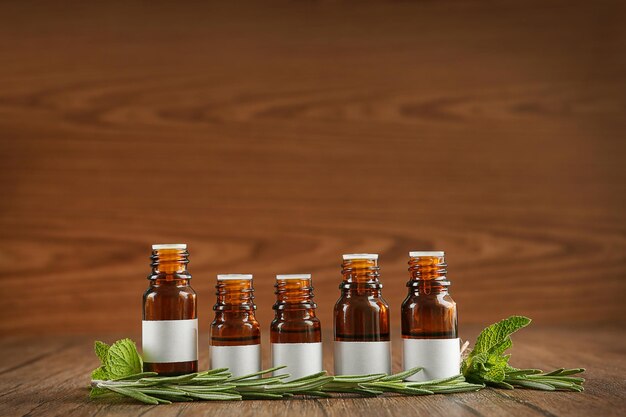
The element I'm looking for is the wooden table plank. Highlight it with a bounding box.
[0,326,623,417]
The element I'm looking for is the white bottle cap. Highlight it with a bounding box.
[409,251,445,257]
[152,243,187,250]
[276,274,312,280]
[217,274,253,280]
[342,253,378,260]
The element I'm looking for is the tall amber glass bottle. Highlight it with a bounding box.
[142,244,198,375]
[271,274,322,380]
[401,251,459,381]
[334,254,391,375]
[209,274,261,377]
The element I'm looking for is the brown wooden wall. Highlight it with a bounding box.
[1,0,625,335]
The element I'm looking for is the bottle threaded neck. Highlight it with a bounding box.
[274,275,316,310]
[214,276,256,311]
[340,255,382,290]
[407,252,449,289]
[150,245,190,277]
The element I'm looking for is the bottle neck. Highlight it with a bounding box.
[273,278,316,317]
[407,255,449,295]
[340,258,383,294]
[214,279,256,312]
[149,248,190,281]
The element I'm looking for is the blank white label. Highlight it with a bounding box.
[210,344,261,377]
[403,338,460,381]
[142,319,198,363]
[271,342,323,380]
[334,341,391,375]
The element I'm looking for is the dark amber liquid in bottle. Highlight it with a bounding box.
[210,277,260,347]
[401,253,457,339]
[271,276,321,344]
[334,256,390,342]
[143,245,198,375]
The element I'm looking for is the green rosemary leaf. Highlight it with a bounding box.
[139,373,198,384]
[488,381,515,390]
[105,385,163,404]
[112,372,159,381]
[363,382,433,395]
[426,384,484,394]
[287,371,328,383]
[541,368,565,376]
[332,373,386,381]
[504,368,541,375]
[232,377,288,387]
[317,385,379,396]
[508,379,556,391]
[239,392,285,400]
[136,388,188,397]
[198,368,230,375]
[228,366,286,381]
[379,367,423,382]
[543,368,586,376]
[405,374,465,387]
[293,390,332,398]
[184,392,242,401]
[179,384,238,391]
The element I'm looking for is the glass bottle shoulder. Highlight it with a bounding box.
[143,280,196,301]
[334,293,390,313]
[401,292,456,311]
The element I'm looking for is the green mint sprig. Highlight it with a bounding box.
[91,339,142,381]
[461,316,585,391]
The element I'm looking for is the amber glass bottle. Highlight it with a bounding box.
[401,251,459,381]
[142,244,198,375]
[209,274,261,377]
[334,254,391,375]
[270,274,322,380]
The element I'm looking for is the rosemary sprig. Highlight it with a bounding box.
[498,368,586,392]
[91,366,483,404]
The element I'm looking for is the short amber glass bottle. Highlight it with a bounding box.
[142,244,198,375]
[401,251,459,381]
[209,274,261,377]
[334,254,391,375]
[271,274,322,380]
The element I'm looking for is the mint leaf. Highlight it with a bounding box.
[91,366,109,380]
[105,338,143,379]
[90,341,111,380]
[473,316,531,355]
[462,316,531,385]
[459,315,583,391]
[89,387,111,398]
[95,341,109,363]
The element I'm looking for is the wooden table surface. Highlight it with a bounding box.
[1,326,624,417]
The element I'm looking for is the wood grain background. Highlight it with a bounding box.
[0,0,625,336]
